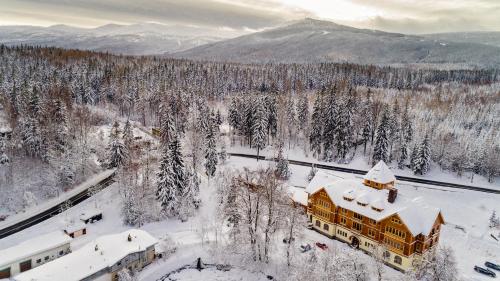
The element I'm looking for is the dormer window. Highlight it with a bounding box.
[357,202,367,206]
[371,206,383,212]
[343,196,353,201]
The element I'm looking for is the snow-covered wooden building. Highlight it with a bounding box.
[63,221,87,238]
[14,229,158,281]
[0,231,72,278]
[306,161,444,272]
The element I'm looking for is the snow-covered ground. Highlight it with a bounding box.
[0,155,498,281]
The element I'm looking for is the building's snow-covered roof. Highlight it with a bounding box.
[63,221,86,234]
[0,231,72,267]
[363,161,396,184]
[306,170,355,194]
[14,229,158,281]
[292,188,308,206]
[307,175,441,237]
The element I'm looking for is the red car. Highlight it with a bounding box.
[315,242,328,250]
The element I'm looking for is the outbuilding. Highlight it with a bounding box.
[63,221,87,238]
[79,208,103,224]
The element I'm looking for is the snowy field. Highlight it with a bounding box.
[0,155,498,281]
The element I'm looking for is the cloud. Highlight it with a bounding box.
[0,0,306,29]
[0,0,498,33]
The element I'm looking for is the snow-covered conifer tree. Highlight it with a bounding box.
[413,135,431,175]
[106,121,128,168]
[156,145,177,215]
[252,98,268,158]
[373,109,390,165]
[275,142,290,180]
[309,93,324,159]
[0,139,9,165]
[122,119,134,148]
[205,119,218,178]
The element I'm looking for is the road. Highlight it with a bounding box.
[0,171,116,239]
[228,153,500,194]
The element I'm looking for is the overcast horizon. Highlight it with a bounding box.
[0,0,500,35]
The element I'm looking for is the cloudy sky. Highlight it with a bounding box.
[0,0,499,34]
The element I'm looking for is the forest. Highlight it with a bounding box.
[0,44,498,216]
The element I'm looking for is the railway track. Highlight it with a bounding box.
[0,172,116,239]
[228,153,500,194]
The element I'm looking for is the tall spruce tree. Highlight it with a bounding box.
[322,88,338,160]
[156,145,177,213]
[413,134,431,175]
[122,119,134,148]
[309,93,324,159]
[373,108,390,165]
[107,121,128,168]
[204,118,218,178]
[252,98,268,159]
[275,142,291,180]
[265,96,277,142]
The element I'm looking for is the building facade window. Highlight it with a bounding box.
[391,217,401,224]
[316,220,321,227]
[36,259,41,264]
[340,217,347,225]
[353,221,362,232]
[394,256,402,265]
[385,225,406,239]
[44,256,49,261]
[384,237,403,251]
[368,228,376,238]
[353,213,363,220]
[324,224,329,231]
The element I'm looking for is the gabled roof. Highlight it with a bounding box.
[363,160,396,184]
[0,231,72,267]
[14,229,157,281]
[307,173,442,237]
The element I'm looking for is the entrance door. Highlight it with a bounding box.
[351,236,360,248]
[19,260,32,272]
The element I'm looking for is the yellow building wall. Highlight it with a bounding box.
[311,216,336,238]
[311,215,417,272]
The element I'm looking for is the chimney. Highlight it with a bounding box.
[127,234,132,242]
[388,188,398,203]
[95,244,99,251]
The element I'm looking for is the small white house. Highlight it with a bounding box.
[14,229,158,281]
[63,221,87,238]
[0,231,72,278]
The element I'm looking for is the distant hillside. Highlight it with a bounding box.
[0,23,241,56]
[173,18,500,67]
[423,32,500,48]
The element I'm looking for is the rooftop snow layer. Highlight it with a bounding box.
[363,161,396,184]
[14,229,158,281]
[63,221,86,234]
[0,231,72,267]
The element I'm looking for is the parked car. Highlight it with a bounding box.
[485,262,500,271]
[283,237,296,244]
[299,244,312,253]
[315,242,328,250]
[0,214,7,222]
[474,266,496,278]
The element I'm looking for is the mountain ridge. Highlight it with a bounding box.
[172,18,500,67]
